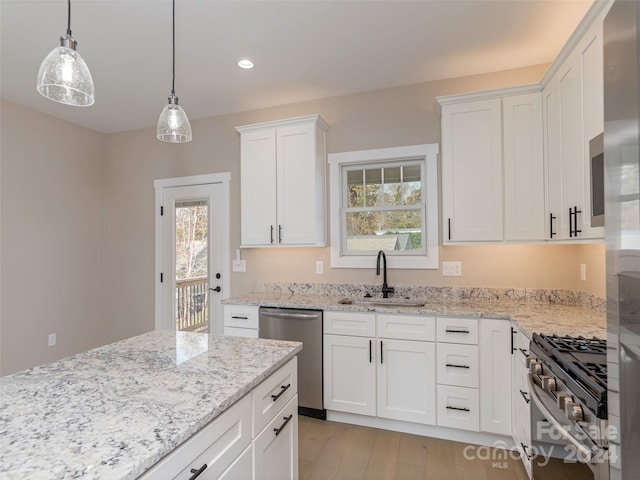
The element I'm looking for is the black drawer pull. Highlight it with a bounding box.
[446,405,470,412]
[445,328,469,334]
[520,389,530,404]
[271,383,291,402]
[274,414,293,436]
[521,443,531,460]
[519,348,529,358]
[369,340,372,363]
[231,316,248,320]
[445,363,470,369]
[188,464,208,480]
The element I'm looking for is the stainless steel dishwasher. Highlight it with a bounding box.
[259,307,325,419]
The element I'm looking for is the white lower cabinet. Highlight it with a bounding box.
[479,318,512,436]
[140,358,298,480]
[323,311,436,425]
[253,395,299,480]
[223,305,259,338]
[436,384,480,431]
[323,333,376,416]
[378,338,436,424]
[511,323,533,478]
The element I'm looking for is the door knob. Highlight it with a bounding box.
[210,286,221,292]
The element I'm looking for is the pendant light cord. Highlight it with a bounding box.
[66,0,72,36]
[172,0,176,96]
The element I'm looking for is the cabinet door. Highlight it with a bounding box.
[543,79,565,240]
[479,319,512,436]
[377,339,436,425]
[277,122,323,245]
[218,445,253,480]
[441,98,503,242]
[240,128,277,245]
[503,93,545,241]
[578,14,605,239]
[254,395,299,480]
[323,334,376,416]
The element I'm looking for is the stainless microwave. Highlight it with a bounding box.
[590,132,604,227]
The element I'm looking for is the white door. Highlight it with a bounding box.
[158,182,225,334]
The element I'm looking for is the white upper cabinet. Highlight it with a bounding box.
[439,89,544,243]
[441,98,504,242]
[543,9,605,241]
[503,93,545,241]
[237,115,328,247]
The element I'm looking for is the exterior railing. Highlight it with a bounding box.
[176,276,208,332]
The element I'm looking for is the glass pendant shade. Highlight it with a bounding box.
[157,94,192,143]
[37,35,95,107]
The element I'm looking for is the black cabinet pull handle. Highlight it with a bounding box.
[446,405,470,412]
[271,383,291,402]
[231,316,248,320]
[380,340,383,364]
[278,224,282,243]
[549,213,556,238]
[574,206,582,235]
[448,218,451,241]
[519,347,529,358]
[445,363,470,369]
[520,389,531,404]
[511,327,516,354]
[188,464,208,480]
[521,443,532,460]
[369,339,372,363]
[274,414,293,436]
[270,225,274,244]
[445,328,469,334]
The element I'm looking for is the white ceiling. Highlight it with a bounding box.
[0,0,594,134]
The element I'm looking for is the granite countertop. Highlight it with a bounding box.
[0,331,302,480]
[223,292,606,339]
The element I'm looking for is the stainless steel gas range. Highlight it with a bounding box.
[527,334,609,480]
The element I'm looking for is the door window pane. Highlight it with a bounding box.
[175,200,209,332]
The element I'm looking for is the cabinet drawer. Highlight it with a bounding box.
[224,305,259,329]
[224,326,259,339]
[253,395,299,480]
[139,394,252,480]
[323,311,375,337]
[436,385,479,432]
[253,357,298,436]
[436,343,479,388]
[377,314,436,341]
[436,317,478,344]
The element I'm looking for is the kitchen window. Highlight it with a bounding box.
[329,144,439,269]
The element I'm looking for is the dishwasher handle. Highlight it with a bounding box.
[261,311,320,320]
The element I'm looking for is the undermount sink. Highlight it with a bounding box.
[338,297,426,308]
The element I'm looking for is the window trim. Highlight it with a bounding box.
[329,144,439,269]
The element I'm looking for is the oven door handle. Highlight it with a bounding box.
[527,374,596,463]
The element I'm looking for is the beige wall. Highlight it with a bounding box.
[1,100,108,375]
[0,62,606,375]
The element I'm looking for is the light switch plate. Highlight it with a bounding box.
[232,260,246,272]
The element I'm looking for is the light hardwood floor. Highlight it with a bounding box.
[298,416,529,480]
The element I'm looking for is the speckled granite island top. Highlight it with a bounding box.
[0,331,302,480]
[223,292,606,339]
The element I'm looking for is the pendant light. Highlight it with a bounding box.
[36,0,95,107]
[157,0,192,143]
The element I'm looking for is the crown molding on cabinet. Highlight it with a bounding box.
[235,114,329,134]
[434,84,541,116]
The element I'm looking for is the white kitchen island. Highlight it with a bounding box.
[0,331,302,479]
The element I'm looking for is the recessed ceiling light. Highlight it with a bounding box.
[237,59,254,69]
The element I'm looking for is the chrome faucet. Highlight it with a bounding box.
[376,250,395,298]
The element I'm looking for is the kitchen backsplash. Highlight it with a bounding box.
[253,282,606,314]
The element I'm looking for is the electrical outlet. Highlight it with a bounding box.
[442,261,462,276]
[580,263,587,281]
[48,333,56,347]
[316,261,324,274]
